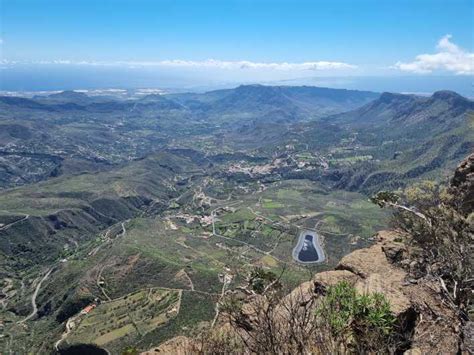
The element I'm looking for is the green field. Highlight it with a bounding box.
[66,288,180,348]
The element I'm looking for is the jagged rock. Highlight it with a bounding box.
[382,244,405,263]
[449,152,474,215]
[240,294,267,328]
[336,230,406,279]
[403,280,460,353]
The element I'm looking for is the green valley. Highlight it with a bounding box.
[0,85,471,354]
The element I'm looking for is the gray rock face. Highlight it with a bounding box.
[450,153,474,215]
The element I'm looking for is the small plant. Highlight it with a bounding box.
[316,281,396,352]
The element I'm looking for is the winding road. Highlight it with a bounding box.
[18,267,54,323]
[0,214,30,231]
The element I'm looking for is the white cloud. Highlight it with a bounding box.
[392,35,474,75]
[151,59,356,71]
[0,58,357,71]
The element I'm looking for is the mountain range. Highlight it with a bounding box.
[0,84,472,354]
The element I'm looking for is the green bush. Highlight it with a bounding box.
[316,281,396,352]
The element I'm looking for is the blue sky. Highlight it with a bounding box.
[1,0,473,92]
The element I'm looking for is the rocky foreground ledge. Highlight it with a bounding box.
[313,230,461,354]
[142,230,466,354]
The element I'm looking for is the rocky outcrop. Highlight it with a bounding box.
[449,152,474,215]
[327,231,460,353]
[251,230,461,353]
[335,231,411,317]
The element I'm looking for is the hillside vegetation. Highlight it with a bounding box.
[0,86,471,354]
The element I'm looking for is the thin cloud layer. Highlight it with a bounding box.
[154,59,356,70]
[0,58,356,71]
[393,35,474,75]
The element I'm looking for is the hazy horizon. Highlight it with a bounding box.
[1,72,472,97]
[1,0,472,95]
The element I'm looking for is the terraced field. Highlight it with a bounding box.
[65,288,181,349]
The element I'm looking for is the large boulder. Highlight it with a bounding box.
[336,230,406,278]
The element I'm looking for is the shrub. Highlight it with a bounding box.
[316,281,396,352]
[372,180,473,319]
[217,276,397,354]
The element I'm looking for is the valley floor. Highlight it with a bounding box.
[0,160,387,353]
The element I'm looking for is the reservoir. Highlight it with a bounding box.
[292,230,325,264]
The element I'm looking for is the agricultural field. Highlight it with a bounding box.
[65,288,181,350]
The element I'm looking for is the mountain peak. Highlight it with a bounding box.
[431,90,467,102]
[429,91,473,112]
[214,84,294,113]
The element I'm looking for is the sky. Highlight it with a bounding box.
[0,0,473,94]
